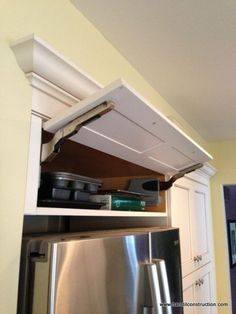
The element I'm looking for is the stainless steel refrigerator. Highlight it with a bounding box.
[18,227,183,314]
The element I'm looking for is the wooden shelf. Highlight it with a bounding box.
[35,207,167,217]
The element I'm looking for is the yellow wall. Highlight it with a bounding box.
[0,41,32,314]
[0,0,232,313]
[209,141,236,313]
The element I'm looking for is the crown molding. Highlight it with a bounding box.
[11,34,101,100]
[196,162,217,178]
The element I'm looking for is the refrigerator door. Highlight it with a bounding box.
[151,229,183,314]
[33,233,150,314]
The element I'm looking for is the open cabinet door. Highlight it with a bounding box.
[43,79,212,175]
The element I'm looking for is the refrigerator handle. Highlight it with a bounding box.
[146,263,163,314]
[153,259,172,314]
[143,306,154,314]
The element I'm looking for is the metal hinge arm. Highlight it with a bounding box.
[41,101,114,163]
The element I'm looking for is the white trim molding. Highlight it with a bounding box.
[195,162,217,178]
[11,34,101,117]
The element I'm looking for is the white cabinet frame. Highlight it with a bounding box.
[12,35,212,217]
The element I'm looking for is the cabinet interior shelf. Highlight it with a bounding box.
[35,207,167,217]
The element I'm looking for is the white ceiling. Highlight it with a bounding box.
[72,0,236,141]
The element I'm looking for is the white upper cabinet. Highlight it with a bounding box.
[171,177,212,277]
[11,35,212,177]
[170,165,216,278]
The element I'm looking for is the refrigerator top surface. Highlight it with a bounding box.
[23,226,178,244]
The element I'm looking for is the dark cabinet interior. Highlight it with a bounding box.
[23,129,168,235]
[41,131,166,213]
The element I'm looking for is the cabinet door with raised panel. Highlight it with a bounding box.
[170,176,211,277]
[171,177,193,276]
[191,182,211,271]
[182,283,195,314]
[182,263,216,314]
[194,270,212,314]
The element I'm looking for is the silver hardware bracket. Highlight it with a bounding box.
[41,101,114,163]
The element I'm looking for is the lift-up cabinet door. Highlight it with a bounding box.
[25,79,212,215]
[43,79,211,175]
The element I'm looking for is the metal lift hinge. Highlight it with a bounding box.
[41,101,114,163]
[141,163,203,191]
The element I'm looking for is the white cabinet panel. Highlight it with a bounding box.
[183,285,195,314]
[183,264,216,314]
[195,272,211,314]
[147,144,194,170]
[170,166,216,314]
[84,110,162,153]
[191,187,208,260]
[171,183,192,266]
[24,115,42,214]
[171,177,212,277]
